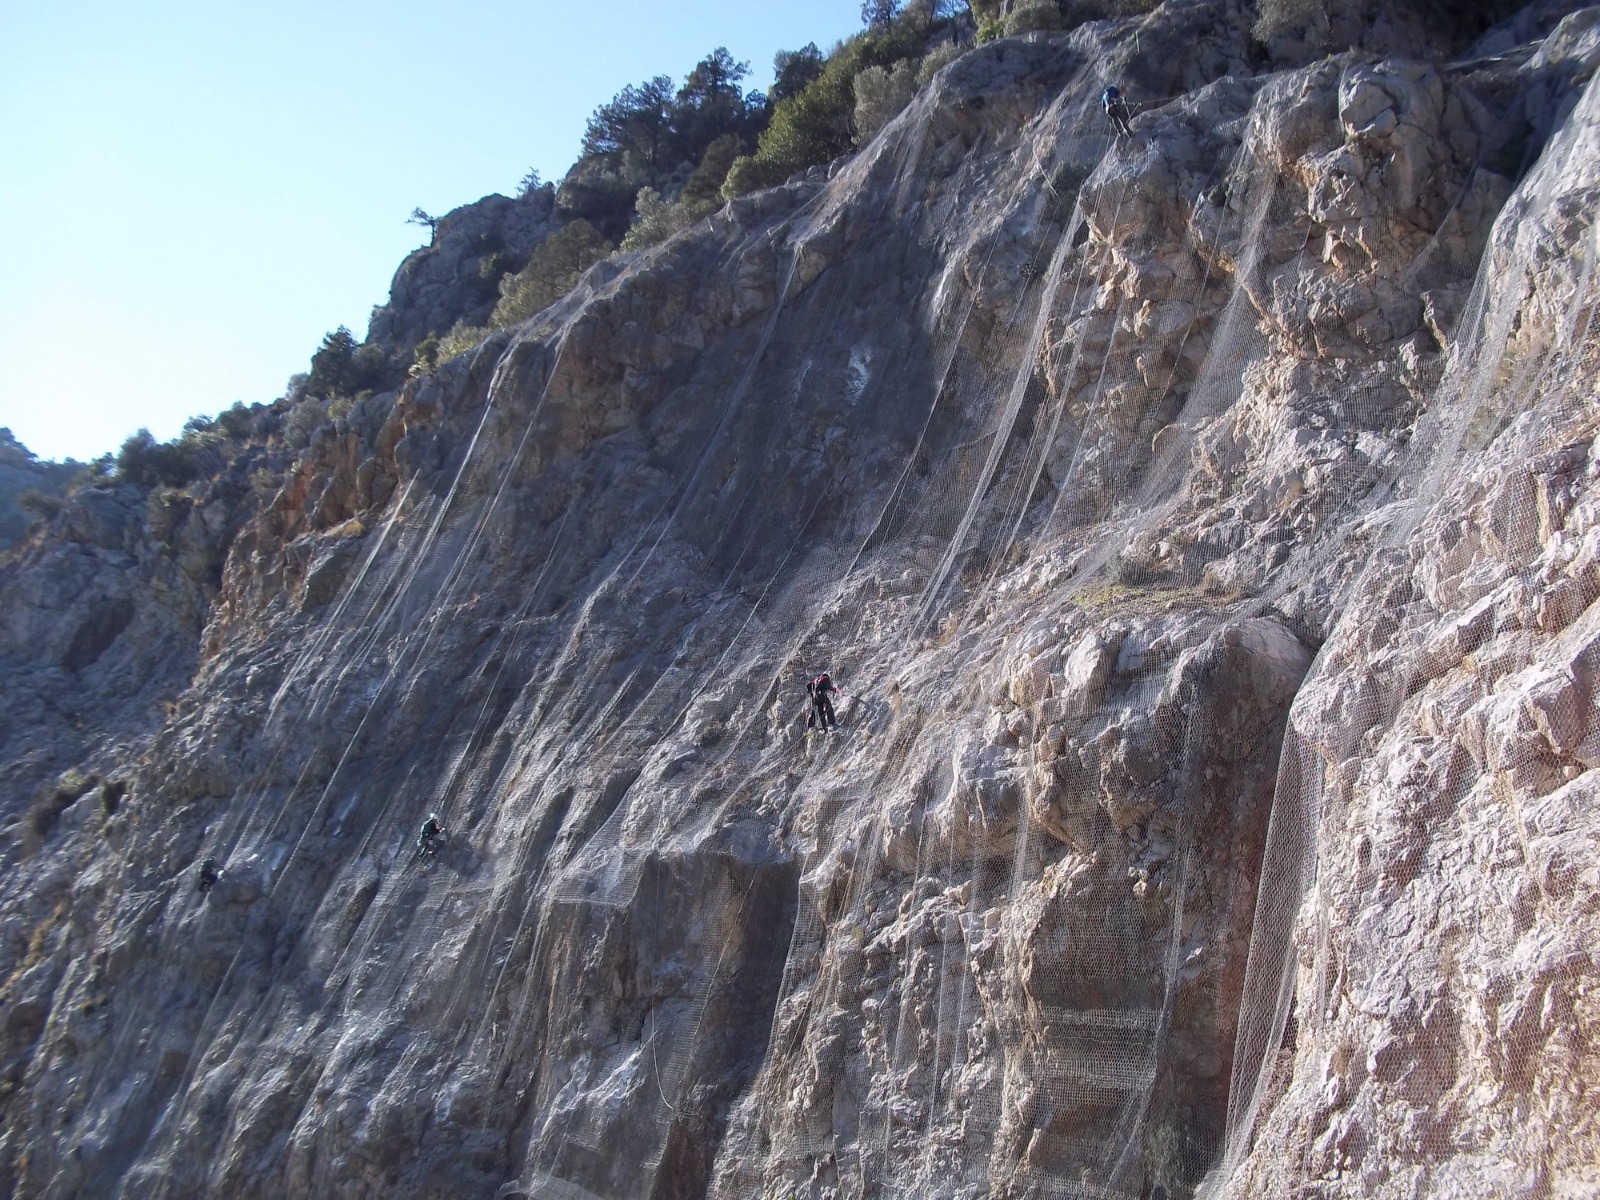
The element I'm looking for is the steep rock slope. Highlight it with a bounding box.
[1224,26,1600,1196]
[0,432,78,551]
[367,186,561,368]
[0,4,1596,1200]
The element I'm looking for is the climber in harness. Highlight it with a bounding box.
[1102,86,1135,140]
[806,672,844,733]
[196,857,222,895]
[416,814,445,861]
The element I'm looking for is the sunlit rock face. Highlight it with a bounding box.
[1,3,1597,1199]
[366,186,561,365]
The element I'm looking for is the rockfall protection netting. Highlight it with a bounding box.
[42,16,1599,1200]
[1210,65,1600,1199]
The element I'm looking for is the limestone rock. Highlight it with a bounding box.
[2,5,1599,1200]
[366,187,560,362]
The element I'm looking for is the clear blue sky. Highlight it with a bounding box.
[0,0,871,463]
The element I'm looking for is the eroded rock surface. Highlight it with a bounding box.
[366,186,562,366]
[1,4,1596,1199]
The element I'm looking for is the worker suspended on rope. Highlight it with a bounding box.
[1102,86,1135,139]
[196,857,222,894]
[416,813,445,861]
[806,672,845,732]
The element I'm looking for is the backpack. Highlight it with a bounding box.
[809,673,831,697]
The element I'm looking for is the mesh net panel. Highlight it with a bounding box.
[37,16,1600,1200]
[1211,65,1600,1198]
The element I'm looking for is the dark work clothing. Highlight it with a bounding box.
[807,676,839,730]
[1104,95,1134,139]
[809,693,837,731]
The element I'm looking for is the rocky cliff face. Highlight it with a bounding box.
[367,186,561,367]
[1,3,1597,1199]
[0,433,78,551]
